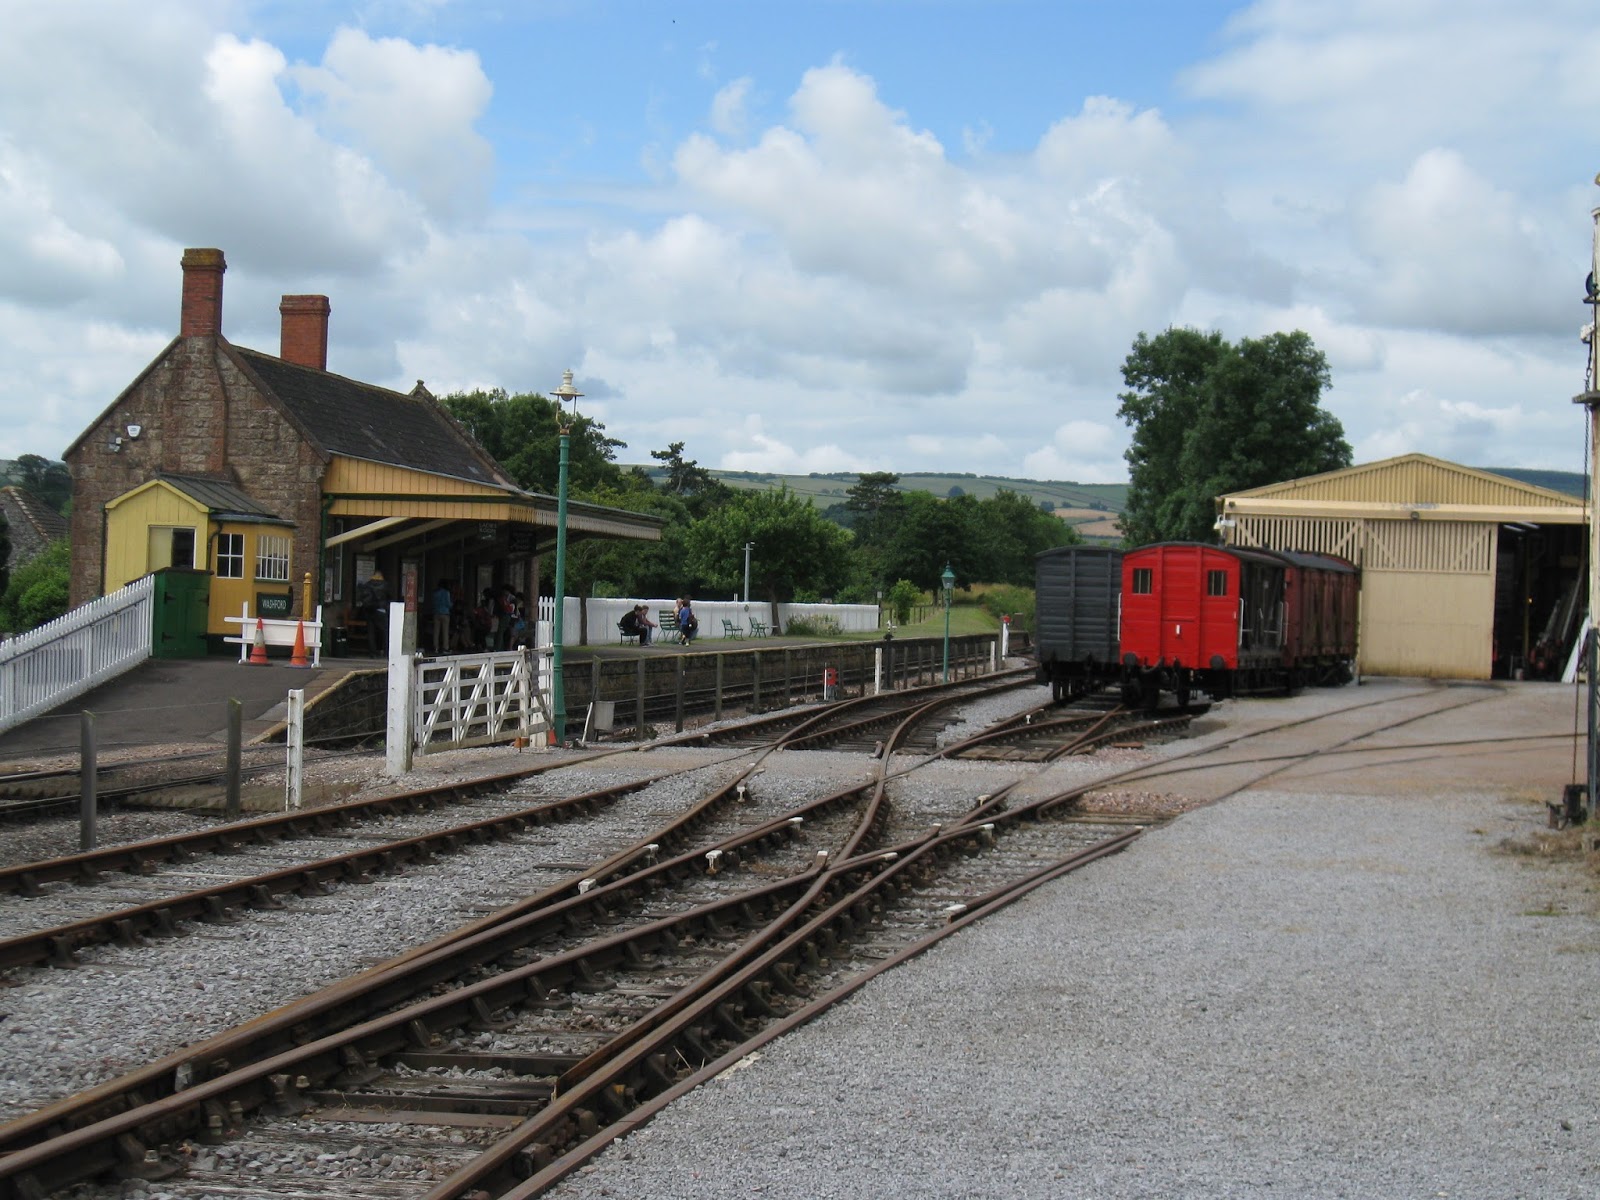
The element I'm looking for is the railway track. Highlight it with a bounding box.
[4,678,1498,1198]
[0,676,1112,1198]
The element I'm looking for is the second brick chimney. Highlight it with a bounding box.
[279,295,332,371]
[179,248,226,337]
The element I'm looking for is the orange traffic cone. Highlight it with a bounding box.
[248,617,270,665]
[288,620,310,668]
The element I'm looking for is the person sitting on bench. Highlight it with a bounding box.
[619,604,656,645]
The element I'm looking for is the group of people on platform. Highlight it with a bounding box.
[358,578,710,657]
[355,574,532,656]
[618,598,698,646]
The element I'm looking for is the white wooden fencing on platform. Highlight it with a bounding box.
[0,575,155,734]
[223,603,324,666]
[412,647,551,753]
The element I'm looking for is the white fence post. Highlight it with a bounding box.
[874,646,884,695]
[385,601,413,775]
[285,689,304,810]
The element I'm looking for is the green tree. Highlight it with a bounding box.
[1117,328,1351,544]
[9,454,72,513]
[0,538,69,633]
[880,490,976,593]
[971,489,1078,585]
[440,388,625,493]
[683,487,854,631]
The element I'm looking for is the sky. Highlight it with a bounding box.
[1,0,1596,485]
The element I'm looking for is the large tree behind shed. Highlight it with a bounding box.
[1117,328,1352,545]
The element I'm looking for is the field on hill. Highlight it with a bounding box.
[625,467,1128,515]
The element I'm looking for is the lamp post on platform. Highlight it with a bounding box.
[550,369,583,745]
[940,563,955,683]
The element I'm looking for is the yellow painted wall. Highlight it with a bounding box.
[105,485,206,590]
[1358,571,1494,679]
[206,523,295,635]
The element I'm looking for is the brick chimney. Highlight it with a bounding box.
[179,248,227,337]
[279,295,332,370]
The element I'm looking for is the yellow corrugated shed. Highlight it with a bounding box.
[1219,454,1588,681]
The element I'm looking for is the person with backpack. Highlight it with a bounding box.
[676,597,699,644]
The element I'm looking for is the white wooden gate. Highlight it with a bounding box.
[411,649,551,752]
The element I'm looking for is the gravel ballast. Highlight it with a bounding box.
[546,694,1599,1199]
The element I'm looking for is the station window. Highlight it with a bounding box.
[215,533,244,579]
[1131,568,1153,594]
[256,534,291,582]
[1207,570,1228,597]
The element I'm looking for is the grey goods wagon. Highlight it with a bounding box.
[1034,545,1123,702]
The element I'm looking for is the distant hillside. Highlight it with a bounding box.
[626,467,1128,514]
[1478,467,1587,500]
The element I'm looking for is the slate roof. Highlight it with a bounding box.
[0,487,68,570]
[230,347,514,490]
[153,474,293,524]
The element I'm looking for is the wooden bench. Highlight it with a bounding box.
[721,618,744,638]
[748,617,769,637]
[617,622,644,645]
[658,609,679,640]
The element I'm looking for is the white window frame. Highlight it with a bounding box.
[255,533,291,582]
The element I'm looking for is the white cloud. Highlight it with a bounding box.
[709,77,753,139]
[1023,420,1127,485]
[1348,149,1568,335]
[289,28,494,223]
[0,1,1589,484]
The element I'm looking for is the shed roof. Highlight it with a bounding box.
[1221,453,1588,525]
[1227,453,1580,508]
[105,475,294,525]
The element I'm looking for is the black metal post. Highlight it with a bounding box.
[225,699,242,819]
[752,651,762,713]
[714,655,724,721]
[79,711,96,852]
[636,658,647,741]
[674,657,686,732]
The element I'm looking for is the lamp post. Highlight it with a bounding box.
[941,563,955,683]
[743,542,754,604]
[550,369,583,745]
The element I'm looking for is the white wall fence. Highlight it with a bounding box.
[0,575,155,734]
[534,597,880,644]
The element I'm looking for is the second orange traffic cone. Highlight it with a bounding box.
[288,620,310,668]
[248,617,269,665]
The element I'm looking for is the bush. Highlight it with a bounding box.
[0,539,70,633]
[884,579,920,625]
[976,583,1035,631]
[784,613,842,637]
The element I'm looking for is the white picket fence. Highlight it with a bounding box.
[0,576,155,734]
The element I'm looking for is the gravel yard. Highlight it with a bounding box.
[3,677,1594,1198]
[542,680,1600,1200]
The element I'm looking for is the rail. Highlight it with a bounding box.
[0,576,154,734]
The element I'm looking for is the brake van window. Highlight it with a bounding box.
[1207,570,1228,596]
[1132,568,1153,594]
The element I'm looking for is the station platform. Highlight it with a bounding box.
[0,633,833,759]
[0,656,386,759]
